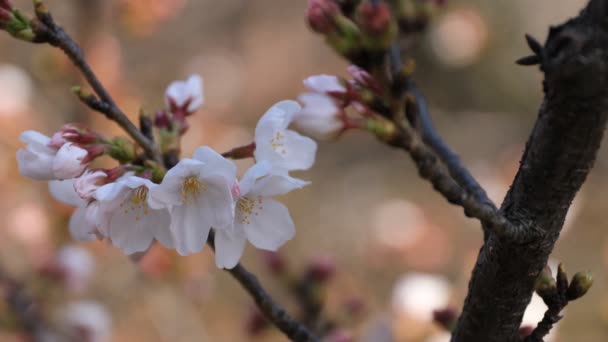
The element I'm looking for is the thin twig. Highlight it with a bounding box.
[390,121,527,241]
[207,233,319,342]
[30,11,161,163]
[411,86,496,209]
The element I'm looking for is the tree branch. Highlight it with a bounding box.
[411,86,496,209]
[388,119,526,241]
[453,1,608,340]
[29,6,161,163]
[207,233,319,342]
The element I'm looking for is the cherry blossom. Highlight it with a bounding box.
[149,146,236,256]
[254,100,317,171]
[165,74,204,114]
[295,92,344,140]
[55,245,95,293]
[48,179,100,242]
[58,301,111,342]
[17,130,88,180]
[95,176,173,255]
[214,161,309,269]
[74,170,108,200]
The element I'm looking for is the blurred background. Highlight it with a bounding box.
[0,0,606,341]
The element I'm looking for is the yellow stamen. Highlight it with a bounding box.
[237,196,263,225]
[181,176,206,205]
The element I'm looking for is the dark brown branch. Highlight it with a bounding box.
[411,86,496,210]
[29,6,161,163]
[453,1,608,340]
[228,265,319,342]
[207,233,319,342]
[388,121,526,241]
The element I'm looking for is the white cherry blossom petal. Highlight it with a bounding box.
[69,206,98,241]
[49,179,85,207]
[303,74,346,93]
[239,198,295,251]
[250,172,310,198]
[169,204,211,255]
[192,146,237,180]
[52,143,88,179]
[165,74,204,113]
[214,229,247,269]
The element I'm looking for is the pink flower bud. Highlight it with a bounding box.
[357,1,392,35]
[262,251,286,275]
[305,255,336,283]
[306,0,341,34]
[60,124,103,145]
[154,110,171,129]
[49,131,67,149]
[0,7,12,27]
[52,143,88,180]
[0,0,13,10]
[81,144,107,164]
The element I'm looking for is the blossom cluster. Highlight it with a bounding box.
[17,75,325,269]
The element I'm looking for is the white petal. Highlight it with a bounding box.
[303,74,346,93]
[49,179,85,207]
[107,205,157,255]
[192,146,237,180]
[242,199,295,251]
[148,158,205,208]
[250,173,310,197]
[94,182,126,202]
[20,130,52,146]
[152,208,174,249]
[52,143,87,179]
[16,148,55,180]
[69,207,98,241]
[214,229,247,269]
[281,130,317,171]
[185,74,204,112]
[238,161,273,196]
[255,101,299,139]
[169,204,211,255]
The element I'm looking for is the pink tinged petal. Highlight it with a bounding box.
[69,207,98,241]
[52,143,88,180]
[192,146,237,180]
[239,161,273,196]
[165,74,204,112]
[214,229,247,269]
[303,74,346,93]
[49,179,85,207]
[239,198,295,251]
[74,170,107,200]
[185,74,204,112]
[250,173,310,198]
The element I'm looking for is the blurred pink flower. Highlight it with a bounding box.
[165,74,204,114]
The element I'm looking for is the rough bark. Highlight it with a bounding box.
[452,1,608,341]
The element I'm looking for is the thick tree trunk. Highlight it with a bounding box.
[453,1,608,341]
